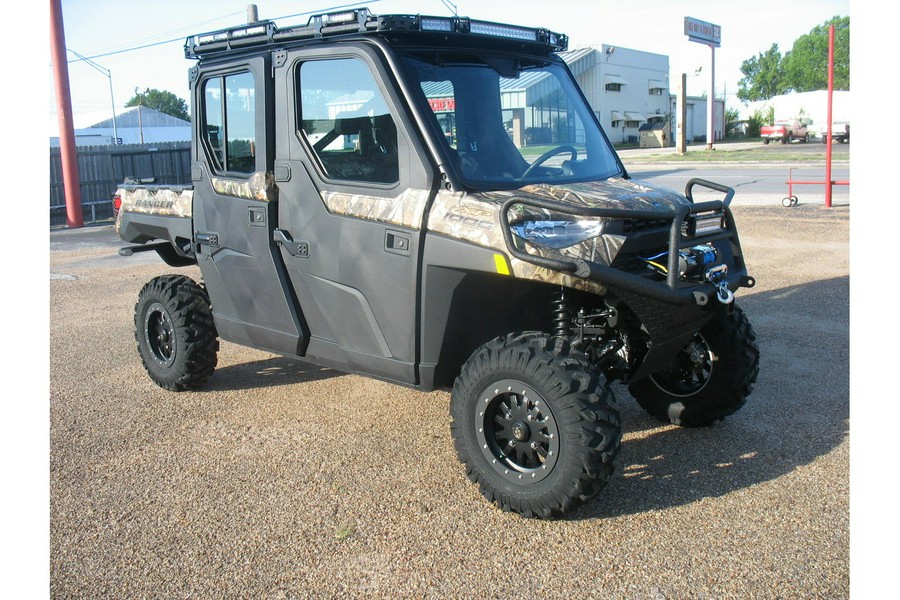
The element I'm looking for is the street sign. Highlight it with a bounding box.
[685,17,721,47]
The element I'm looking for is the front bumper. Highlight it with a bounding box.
[499,178,755,307]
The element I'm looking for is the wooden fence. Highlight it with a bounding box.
[49,141,192,226]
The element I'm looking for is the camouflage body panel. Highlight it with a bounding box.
[210,171,277,202]
[428,178,690,294]
[322,187,431,229]
[115,186,193,237]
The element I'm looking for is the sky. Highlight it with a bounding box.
[48,0,850,134]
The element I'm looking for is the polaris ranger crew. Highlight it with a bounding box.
[117,9,759,518]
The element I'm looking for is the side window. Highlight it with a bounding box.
[202,72,256,174]
[298,58,398,184]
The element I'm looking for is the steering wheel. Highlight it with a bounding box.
[521,145,578,179]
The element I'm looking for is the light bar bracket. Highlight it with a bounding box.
[185,8,567,59]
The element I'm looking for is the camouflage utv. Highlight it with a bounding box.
[117,9,759,518]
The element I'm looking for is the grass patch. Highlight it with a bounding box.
[627,147,843,163]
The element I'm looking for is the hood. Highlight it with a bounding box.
[426,177,691,294]
[466,177,689,216]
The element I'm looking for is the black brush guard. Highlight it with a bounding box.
[499,178,755,306]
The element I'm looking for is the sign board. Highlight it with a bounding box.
[428,97,456,113]
[684,17,721,47]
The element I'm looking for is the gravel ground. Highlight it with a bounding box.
[49,204,849,598]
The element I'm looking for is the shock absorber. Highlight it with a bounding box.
[551,288,573,340]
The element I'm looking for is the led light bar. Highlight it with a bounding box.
[231,24,267,38]
[683,212,725,238]
[470,21,538,42]
[420,16,454,32]
[324,11,358,25]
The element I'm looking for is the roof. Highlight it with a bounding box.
[88,106,190,129]
[557,47,596,77]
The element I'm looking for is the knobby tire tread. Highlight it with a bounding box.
[135,274,218,391]
[450,332,621,518]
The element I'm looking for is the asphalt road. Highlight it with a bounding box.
[622,141,851,206]
[626,164,850,207]
[49,202,849,598]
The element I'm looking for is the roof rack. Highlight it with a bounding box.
[184,8,568,60]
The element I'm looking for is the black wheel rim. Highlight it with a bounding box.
[145,302,176,367]
[650,333,713,398]
[475,379,560,484]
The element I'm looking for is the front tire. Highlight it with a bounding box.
[628,305,759,427]
[134,275,218,391]
[450,333,621,518]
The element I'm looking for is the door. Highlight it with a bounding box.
[272,44,435,384]
[192,56,308,356]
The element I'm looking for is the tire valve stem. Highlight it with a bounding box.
[552,288,573,340]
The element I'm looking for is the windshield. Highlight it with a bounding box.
[402,51,623,189]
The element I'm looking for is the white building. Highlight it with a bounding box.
[741,90,850,126]
[49,106,191,147]
[563,45,670,144]
[669,94,726,143]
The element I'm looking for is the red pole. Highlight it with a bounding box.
[825,23,834,208]
[50,0,83,228]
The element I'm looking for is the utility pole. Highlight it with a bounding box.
[247,4,258,23]
[707,43,715,150]
[825,23,835,209]
[67,49,118,144]
[676,73,687,155]
[138,104,144,144]
[50,0,83,228]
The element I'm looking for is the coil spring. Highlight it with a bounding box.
[552,289,573,340]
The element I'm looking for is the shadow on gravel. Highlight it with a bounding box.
[567,275,849,521]
[204,357,342,391]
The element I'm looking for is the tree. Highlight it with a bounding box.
[782,16,849,92]
[125,88,190,122]
[736,17,850,102]
[746,107,774,138]
[724,106,742,137]
[737,44,788,102]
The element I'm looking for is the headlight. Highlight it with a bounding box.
[511,220,604,249]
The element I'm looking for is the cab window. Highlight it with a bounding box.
[202,72,256,174]
[297,58,398,184]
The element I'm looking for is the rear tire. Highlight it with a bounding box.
[450,333,621,518]
[628,305,759,427]
[134,275,218,391]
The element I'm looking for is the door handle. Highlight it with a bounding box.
[273,229,309,258]
[195,232,219,247]
[384,230,410,256]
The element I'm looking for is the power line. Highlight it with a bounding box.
[66,1,383,64]
[271,0,382,23]
[76,11,244,55]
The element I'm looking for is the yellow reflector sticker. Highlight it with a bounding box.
[494,253,510,275]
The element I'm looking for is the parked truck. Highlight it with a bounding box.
[761,118,811,144]
[818,121,850,143]
[116,9,759,518]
